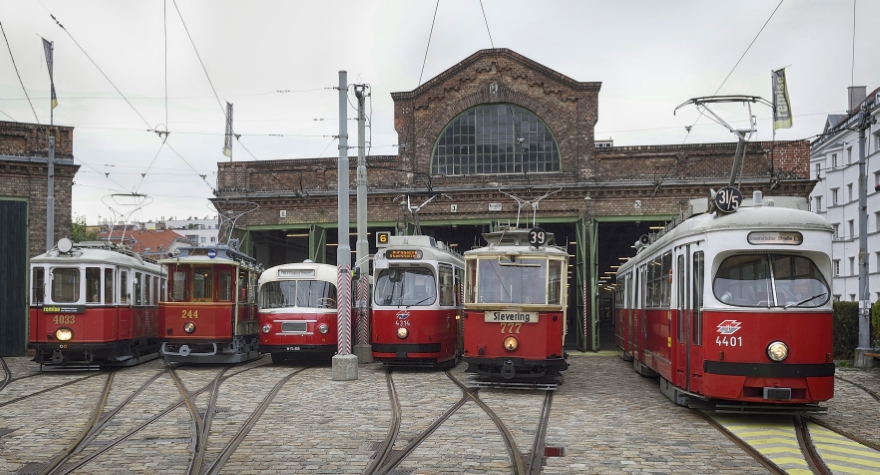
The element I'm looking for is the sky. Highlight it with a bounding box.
[2,0,878,226]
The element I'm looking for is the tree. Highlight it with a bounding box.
[71,216,98,242]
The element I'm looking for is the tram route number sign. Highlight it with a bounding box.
[714,186,743,214]
[528,227,547,248]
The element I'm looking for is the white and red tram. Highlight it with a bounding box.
[614,192,834,409]
[29,238,166,367]
[371,234,465,367]
[258,261,340,363]
[462,227,569,384]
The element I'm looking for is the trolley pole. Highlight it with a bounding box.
[47,135,55,252]
[855,102,876,368]
[332,70,358,380]
[353,84,373,364]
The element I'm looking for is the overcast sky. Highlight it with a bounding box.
[2,0,878,226]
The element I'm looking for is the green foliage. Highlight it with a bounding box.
[832,301,860,360]
[70,216,98,243]
[873,300,880,347]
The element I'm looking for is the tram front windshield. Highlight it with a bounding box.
[260,280,337,309]
[713,254,829,308]
[470,257,562,305]
[374,267,436,306]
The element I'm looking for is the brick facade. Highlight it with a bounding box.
[0,121,78,257]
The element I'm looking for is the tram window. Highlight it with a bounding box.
[152,275,159,305]
[193,267,213,300]
[677,255,685,344]
[455,267,464,306]
[465,262,476,304]
[770,255,829,307]
[475,257,548,305]
[144,275,152,305]
[120,271,129,304]
[374,267,436,306]
[85,267,101,303]
[104,269,114,304]
[52,268,80,303]
[160,278,167,302]
[32,267,45,304]
[692,252,704,345]
[219,271,232,301]
[298,280,336,308]
[439,264,454,306]
[713,254,828,308]
[172,271,187,301]
[548,260,562,305]
[134,272,143,305]
[661,252,672,307]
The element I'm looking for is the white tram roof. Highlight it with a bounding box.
[159,243,260,270]
[617,202,832,275]
[31,241,163,274]
[464,228,569,258]
[374,235,464,267]
[259,262,338,285]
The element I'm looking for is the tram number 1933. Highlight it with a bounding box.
[715,336,743,347]
[500,322,522,334]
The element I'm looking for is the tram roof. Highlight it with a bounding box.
[376,235,464,265]
[31,240,163,273]
[159,243,260,269]
[259,261,337,284]
[464,228,568,258]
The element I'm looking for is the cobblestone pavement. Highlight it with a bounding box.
[1,353,878,474]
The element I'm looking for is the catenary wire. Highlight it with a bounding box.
[479,0,494,48]
[1,21,40,123]
[419,1,440,87]
[851,0,856,90]
[172,0,228,121]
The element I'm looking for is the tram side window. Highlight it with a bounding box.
[86,267,101,303]
[120,271,129,304]
[439,264,454,306]
[32,267,45,304]
[455,267,464,306]
[52,268,80,303]
[677,255,685,344]
[193,267,213,300]
[465,262,476,304]
[645,252,672,307]
[152,275,159,305]
[548,260,562,305]
[134,272,143,305]
[160,278,167,302]
[172,270,187,301]
[219,271,232,301]
[692,251,704,346]
[144,275,152,305]
[104,269,114,304]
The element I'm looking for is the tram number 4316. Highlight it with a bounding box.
[716,336,743,347]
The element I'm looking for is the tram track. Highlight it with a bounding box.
[0,371,105,408]
[835,374,880,404]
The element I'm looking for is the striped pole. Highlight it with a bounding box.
[337,265,352,355]
[358,275,369,346]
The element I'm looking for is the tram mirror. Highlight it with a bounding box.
[389,269,402,283]
[351,267,361,281]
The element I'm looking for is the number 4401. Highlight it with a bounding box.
[716,336,742,347]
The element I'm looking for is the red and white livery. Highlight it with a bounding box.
[615,192,834,411]
[258,261,340,363]
[29,238,165,368]
[371,234,464,367]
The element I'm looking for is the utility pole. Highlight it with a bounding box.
[353,84,373,363]
[332,71,357,380]
[47,136,55,251]
[855,101,877,368]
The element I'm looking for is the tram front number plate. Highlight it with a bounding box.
[484,311,538,323]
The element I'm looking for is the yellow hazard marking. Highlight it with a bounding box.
[744,437,801,447]
[808,423,880,474]
[823,462,880,475]
[784,470,814,475]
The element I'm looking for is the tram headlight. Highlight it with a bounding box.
[262,324,272,334]
[55,328,73,341]
[503,336,518,351]
[767,341,788,362]
[184,322,196,333]
[397,327,408,339]
[318,323,329,334]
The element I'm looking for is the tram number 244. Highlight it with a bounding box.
[716,336,743,347]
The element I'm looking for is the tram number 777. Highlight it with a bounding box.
[500,322,523,334]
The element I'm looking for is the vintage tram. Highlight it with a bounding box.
[158,240,262,363]
[28,238,165,368]
[462,227,569,385]
[371,234,465,367]
[258,261,340,363]
[614,191,834,410]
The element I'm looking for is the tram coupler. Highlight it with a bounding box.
[501,359,516,379]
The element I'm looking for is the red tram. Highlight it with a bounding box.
[258,261,340,363]
[372,234,464,367]
[28,238,165,367]
[158,240,262,363]
[462,227,568,385]
[614,191,835,410]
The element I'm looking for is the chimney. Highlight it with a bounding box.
[848,86,866,114]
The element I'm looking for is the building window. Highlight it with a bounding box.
[833,259,840,276]
[849,257,855,275]
[875,171,880,189]
[200,237,206,243]
[847,147,852,165]
[432,104,561,176]
[816,196,822,211]
[210,236,216,243]
[875,252,880,272]
[876,212,880,233]
[848,219,855,239]
[814,163,821,180]
[832,153,838,168]
[832,188,839,206]
[832,223,840,239]
[848,183,853,202]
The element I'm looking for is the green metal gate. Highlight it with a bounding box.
[0,199,28,356]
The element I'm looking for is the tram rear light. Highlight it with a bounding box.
[262,324,272,334]
[184,322,196,333]
[767,341,788,362]
[318,324,329,334]
[826,352,833,363]
[503,336,518,351]
[55,328,73,341]
[397,328,408,339]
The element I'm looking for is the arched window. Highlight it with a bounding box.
[432,104,560,176]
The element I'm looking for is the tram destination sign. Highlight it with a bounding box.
[387,249,423,260]
[41,305,86,314]
[278,269,316,278]
[485,311,539,323]
[747,231,803,245]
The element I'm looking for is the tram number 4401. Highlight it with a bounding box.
[716,336,743,347]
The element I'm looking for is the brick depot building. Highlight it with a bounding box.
[213,49,814,350]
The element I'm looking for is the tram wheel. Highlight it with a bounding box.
[270,353,287,365]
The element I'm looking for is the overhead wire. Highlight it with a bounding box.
[418,1,440,87]
[479,0,494,48]
[171,0,228,120]
[851,0,856,89]
[0,21,40,123]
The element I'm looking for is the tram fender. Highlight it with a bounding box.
[660,378,688,406]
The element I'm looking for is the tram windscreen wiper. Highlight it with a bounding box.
[407,296,433,308]
[784,293,827,309]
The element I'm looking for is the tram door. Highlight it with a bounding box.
[673,246,690,390]
[688,250,705,393]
